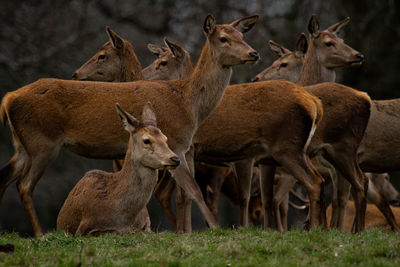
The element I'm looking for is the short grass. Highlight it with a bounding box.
[1,227,400,266]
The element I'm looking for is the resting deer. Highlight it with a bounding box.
[0,14,260,236]
[253,16,399,232]
[247,14,372,232]
[57,103,180,235]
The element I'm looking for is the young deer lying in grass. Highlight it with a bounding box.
[57,103,180,235]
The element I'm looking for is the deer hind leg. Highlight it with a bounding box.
[275,152,325,229]
[330,174,351,230]
[154,172,177,230]
[273,172,297,232]
[259,164,276,230]
[328,150,367,233]
[232,158,254,227]
[0,148,27,202]
[16,142,59,237]
[169,150,217,233]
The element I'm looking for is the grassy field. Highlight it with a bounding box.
[0,227,399,266]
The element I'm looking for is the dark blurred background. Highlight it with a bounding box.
[1,0,399,235]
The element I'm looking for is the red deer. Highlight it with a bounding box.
[250,15,371,232]
[254,16,400,232]
[57,103,180,235]
[0,14,260,236]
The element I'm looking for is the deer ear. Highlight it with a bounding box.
[295,33,308,56]
[308,14,320,38]
[115,103,139,132]
[327,17,350,35]
[147,44,168,57]
[142,102,157,127]
[231,14,259,33]
[269,40,291,57]
[106,26,124,50]
[164,38,185,59]
[203,14,216,36]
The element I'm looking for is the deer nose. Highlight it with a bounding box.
[356,54,364,61]
[170,156,180,166]
[255,209,261,217]
[249,51,260,61]
[72,72,78,80]
[251,76,259,82]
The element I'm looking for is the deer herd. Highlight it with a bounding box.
[1,13,400,237]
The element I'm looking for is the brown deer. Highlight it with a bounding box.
[57,103,180,235]
[249,15,372,232]
[73,27,143,82]
[254,16,400,232]
[0,14,260,236]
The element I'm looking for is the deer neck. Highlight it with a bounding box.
[297,42,336,86]
[119,44,144,82]
[117,137,157,195]
[185,41,233,124]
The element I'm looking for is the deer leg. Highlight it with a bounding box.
[204,165,229,221]
[154,172,177,230]
[169,152,218,231]
[175,149,195,233]
[279,193,289,231]
[16,145,58,237]
[329,152,367,233]
[259,164,276,230]
[273,172,297,232]
[232,158,254,227]
[330,174,351,230]
[276,153,324,229]
[0,135,28,201]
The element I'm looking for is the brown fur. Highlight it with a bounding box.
[0,14,259,236]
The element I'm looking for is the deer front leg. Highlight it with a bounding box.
[169,151,218,232]
[232,158,254,227]
[154,172,177,230]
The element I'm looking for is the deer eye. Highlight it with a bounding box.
[98,54,106,60]
[160,61,168,66]
[280,62,288,67]
[219,37,228,43]
[325,42,333,47]
[143,139,151,145]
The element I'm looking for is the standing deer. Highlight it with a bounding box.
[57,103,180,235]
[0,14,260,236]
[247,15,372,233]
[253,15,400,232]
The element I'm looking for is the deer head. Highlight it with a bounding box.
[251,34,307,82]
[142,38,194,80]
[307,14,364,68]
[204,14,260,67]
[367,173,400,207]
[73,27,142,82]
[115,103,180,170]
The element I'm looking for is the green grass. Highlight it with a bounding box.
[1,228,400,266]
